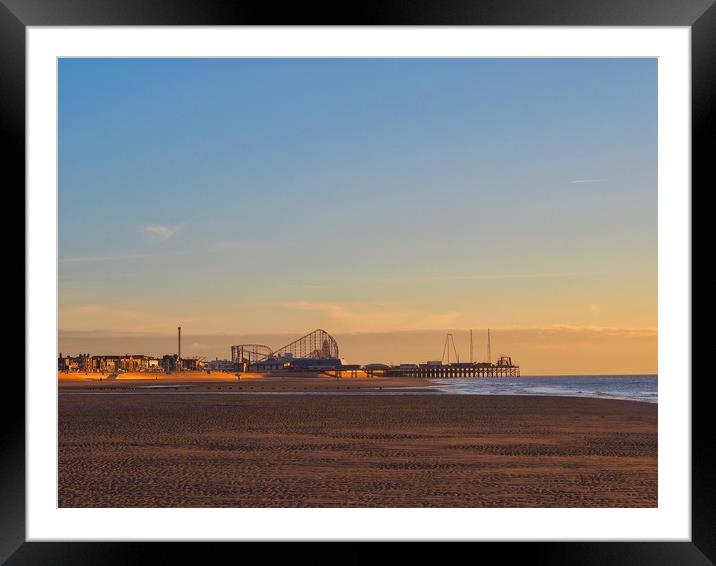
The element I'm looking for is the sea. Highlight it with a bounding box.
[430,375,657,403]
[60,375,658,402]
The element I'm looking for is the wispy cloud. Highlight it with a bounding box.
[211,240,306,252]
[211,241,255,251]
[60,239,294,264]
[143,224,180,241]
[59,304,192,333]
[504,324,657,337]
[412,272,596,282]
[569,179,604,184]
[282,301,461,332]
[60,251,187,264]
[331,325,658,337]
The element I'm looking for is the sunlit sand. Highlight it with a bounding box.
[58,371,428,390]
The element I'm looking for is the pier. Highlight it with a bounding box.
[367,359,520,379]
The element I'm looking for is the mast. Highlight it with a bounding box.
[470,329,473,364]
[487,328,491,365]
[178,326,182,371]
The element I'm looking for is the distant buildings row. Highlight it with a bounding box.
[58,353,210,373]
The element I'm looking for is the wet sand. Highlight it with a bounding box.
[58,372,431,392]
[58,390,657,508]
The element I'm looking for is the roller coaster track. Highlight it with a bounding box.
[269,328,339,360]
[230,344,273,364]
[231,329,340,363]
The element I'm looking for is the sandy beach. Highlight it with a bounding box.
[57,371,432,392]
[59,376,657,508]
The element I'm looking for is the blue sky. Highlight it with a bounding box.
[59,58,657,363]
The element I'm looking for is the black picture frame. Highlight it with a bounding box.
[6,0,710,563]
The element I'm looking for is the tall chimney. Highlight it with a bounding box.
[487,328,491,365]
[178,326,182,369]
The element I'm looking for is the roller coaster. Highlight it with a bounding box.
[229,344,273,365]
[230,329,340,364]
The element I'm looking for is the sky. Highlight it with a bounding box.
[58,58,657,373]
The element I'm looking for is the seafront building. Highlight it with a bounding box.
[58,353,204,373]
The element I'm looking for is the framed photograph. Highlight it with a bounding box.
[9,0,710,563]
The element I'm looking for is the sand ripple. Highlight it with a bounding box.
[59,394,657,508]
